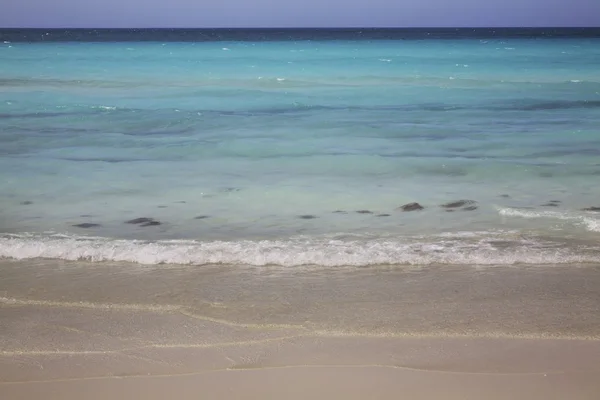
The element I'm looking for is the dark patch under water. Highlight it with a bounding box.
[0,111,87,119]
[527,148,600,158]
[44,197,600,235]
[541,200,561,207]
[140,221,161,227]
[398,202,424,212]
[126,217,156,224]
[298,215,317,219]
[441,200,477,208]
[507,100,600,111]
[73,223,101,228]
[202,100,600,116]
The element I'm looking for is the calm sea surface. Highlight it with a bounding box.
[1,28,600,266]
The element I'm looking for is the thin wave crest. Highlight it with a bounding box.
[1,233,599,267]
[497,207,600,233]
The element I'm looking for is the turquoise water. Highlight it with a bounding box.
[1,30,600,266]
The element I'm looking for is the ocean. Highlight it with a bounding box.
[1,28,600,267]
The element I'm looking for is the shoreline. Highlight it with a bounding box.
[1,260,599,398]
[1,260,600,337]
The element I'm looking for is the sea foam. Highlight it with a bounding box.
[1,233,599,267]
[498,207,600,232]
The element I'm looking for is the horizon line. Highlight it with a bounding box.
[1,26,599,30]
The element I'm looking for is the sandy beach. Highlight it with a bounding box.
[1,260,599,399]
[3,24,600,400]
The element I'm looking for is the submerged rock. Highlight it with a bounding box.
[376,213,391,217]
[441,200,476,209]
[194,215,210,219]
[298,215,317,219]
[73,223,101,228]
[397,202,424,212]
[499,194,511,198]
[20,201,33,205]
[582,207,600,212]
[440,199,478,212]
[140,221,161,227]
[356,210,373,214]
[541,202,559,207]
[441,200,476,208]
[126,217,155,224]
[332,210,347,214]
[157,205,168,208]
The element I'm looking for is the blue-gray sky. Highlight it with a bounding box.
[1,0,599,28]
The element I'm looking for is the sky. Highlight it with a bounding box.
[0,0,599,28]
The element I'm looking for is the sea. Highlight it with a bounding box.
[1,28,600,267]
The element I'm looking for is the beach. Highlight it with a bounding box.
[1,260,600,398]
[1,28,600,398]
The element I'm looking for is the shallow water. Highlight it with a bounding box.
[2,259,600,338]
[1,29,600,266]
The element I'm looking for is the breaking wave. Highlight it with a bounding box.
[1,232,599,267]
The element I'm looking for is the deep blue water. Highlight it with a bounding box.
[1,29,600,266]
[2,28,600,42]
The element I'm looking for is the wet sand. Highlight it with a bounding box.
[1,260,600,399]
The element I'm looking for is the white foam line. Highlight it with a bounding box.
[497,207,600,232]
[1,232,600,266]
